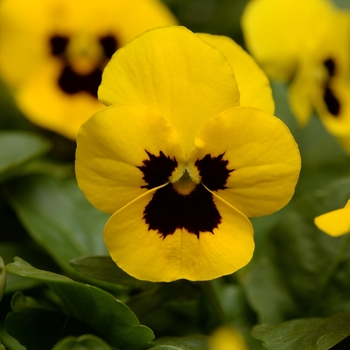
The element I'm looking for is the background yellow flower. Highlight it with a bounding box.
[0,0,177,139]
[241,0,350,153]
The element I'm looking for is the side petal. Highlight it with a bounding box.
[189,107,301,217]
[287,57,315,127]
[99,26,240,154]
[76,104,185,214]
[104,187,254,282]
[315,78,350,137]
[314,200,350,237]
[197,33,274,115]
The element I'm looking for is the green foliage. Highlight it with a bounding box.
[51,335,112,350]
[0,257,5,302]
[252,312,350,350]
[70,255,153,289]
[0,131,50,183]
[245,177,350,326]
[150,335,209,349]
[1,1,350,350]
[6,258,155,350]
[6,175,109,275]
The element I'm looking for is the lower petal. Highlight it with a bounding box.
[16,60,104,139]
[104,187,254,282]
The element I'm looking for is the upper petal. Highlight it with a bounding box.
[197,33,274,115]
[99,26,241,154]
[104,187,254,282]
[189,107,301,217]
[314,200,350,237]
[75,104,185,214]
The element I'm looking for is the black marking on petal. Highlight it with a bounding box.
[99,35,118,58]
[324,58,336,77]
[143,184,221,238]
[323,86,341,116]
[195,153,234,191]
[57,66,102,97]
[50,35,69,56]
[137,151,178,190]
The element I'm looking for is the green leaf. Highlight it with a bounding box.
[0,242,58,294]
[127,281,198,322]
[244,176,350,324]
[70,255,153,289]
[52,335,111,350]
[6,175,109,275]
[252,312,350,350]
[6,257,154,350]
[151,335,209,349]
[0,325,26,350]
[0,131,50,183]
[6,292,80,350]
[0,257,5,302]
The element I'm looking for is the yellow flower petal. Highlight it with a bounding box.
[16,60,104,140]
[0,0,177,138]
[315,78,350,137]
[99,26,241,154]
[288,9,350,128]
[314,200,350,237]
[288,55,320,127]
[104,186,254,282]
[241,0,337,81]
[210,326,249,350]
[189,107,301,217]
[76,104,185,214]
[197,33,274,115]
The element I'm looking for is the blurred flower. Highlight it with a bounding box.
[75,26,301,282]
[0,0,177,139]
[314,200,350,237]
[241,0,350,151]
[209,325,249,350]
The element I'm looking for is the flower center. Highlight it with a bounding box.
[49,33,118,97]
[172,170,197,195]
[137,150,234,238]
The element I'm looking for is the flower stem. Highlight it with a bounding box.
[198,281,228,325]
[310,233,350,314]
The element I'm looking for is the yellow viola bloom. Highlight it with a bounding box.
[75,26,301,282]
[241,0,350,145]
[314,200,350,237]
[0,0,177,139]
[209,325,249,350]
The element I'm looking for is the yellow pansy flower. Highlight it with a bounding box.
[209,325,249,350]
[241,0,350,150]
[0,0,176,139]
[75,26,301,282]
[314,200,350,237]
